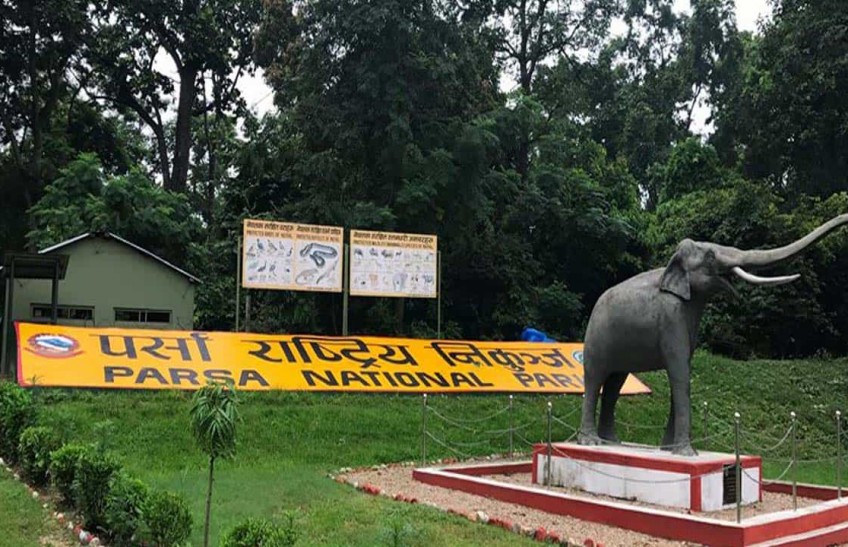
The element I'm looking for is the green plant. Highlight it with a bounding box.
[190,382,240,547]
[378,510,421,547]
[103,472,149,546]
[220,514,299,547]
[141,489,192,547]
[49,443,92,505]
[73,449,122,532]
[0,381,36,463]
[18,426,60,486]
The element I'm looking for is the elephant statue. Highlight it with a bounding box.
[578,214,848,456]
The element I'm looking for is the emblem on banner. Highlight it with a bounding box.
[25,333,82,358]
[571,350,584,364]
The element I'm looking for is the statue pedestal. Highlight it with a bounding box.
[532,442,761,512]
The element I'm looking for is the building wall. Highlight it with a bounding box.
[10,237,195,330]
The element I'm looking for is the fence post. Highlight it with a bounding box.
[509,394,514,459]
[421,394,428,466]
[546,401,553,486]
[838,410,843,500]
[791,411,797,510]
[703,401,709,447]
[735,412,741,523]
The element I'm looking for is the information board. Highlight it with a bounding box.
[242,219,343,293]
[349,229,438,298]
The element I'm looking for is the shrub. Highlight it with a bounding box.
[141,490,192,547]
[73,450,122,532]
[220,514,299,547]
[0,381,36,463]
[103,473,149,546]
[49,443,92,505]
[18,426,60,486]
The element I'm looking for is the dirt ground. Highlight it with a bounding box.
[334,458,837,547]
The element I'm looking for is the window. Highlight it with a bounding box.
[31,305,94,321]
[114,308,171,324]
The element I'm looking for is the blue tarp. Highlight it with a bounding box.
[520,327,556,343]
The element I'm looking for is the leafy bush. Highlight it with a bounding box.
[73,450,122,532]
[49,443,92,505]
[141,490,192,547]
[220,514,299,547]
[0,381,36,463]
[18,426,60,486]
[103,473,149,546]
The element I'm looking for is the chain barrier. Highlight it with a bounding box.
[551,415,579,432]
[739,424,794,454]
[419,397,846,498]
[426,407,484,432]
[741,460,794,486]
[428,404,511,424]
[483,420,536,436]
[424,431,471,459]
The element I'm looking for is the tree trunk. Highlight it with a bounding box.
[203,455,214,547]
[169,65,198,193]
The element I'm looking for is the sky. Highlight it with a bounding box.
[157,0,773,132]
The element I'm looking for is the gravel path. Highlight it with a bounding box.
[336,459,835,547]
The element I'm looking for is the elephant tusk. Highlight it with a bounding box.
[731,266,800,286]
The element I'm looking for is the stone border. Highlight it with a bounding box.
[328,451,605,547]
[0,457,106,546]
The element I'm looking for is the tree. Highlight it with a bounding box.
[26,152,202,268]
[0,0,90,247]
[714,0,848,197]
[190,382,239,547]
[83,0,261,193]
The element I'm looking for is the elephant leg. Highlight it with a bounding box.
[660,392,675,451]
[578,369,605,446]
[598,372,628,443]
[666,360,696,456]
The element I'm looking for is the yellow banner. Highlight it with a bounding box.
[15,322,651,394]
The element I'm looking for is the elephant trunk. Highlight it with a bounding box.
[722,214,848,269]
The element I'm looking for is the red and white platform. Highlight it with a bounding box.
[532,442,762,512]
[413,459,848,546]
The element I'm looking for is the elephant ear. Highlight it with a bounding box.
[660,242,692,301]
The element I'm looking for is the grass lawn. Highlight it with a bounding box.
[6,350,848,545]
[0,469,72,547]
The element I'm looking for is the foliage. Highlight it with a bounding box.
[220,514,299,547]
[190,382,240,547]
[48,443,91,505]
[103,472,150,547]
[714,0,848,197]
[73,449,123,532]
[2,0,848,362]
[26,152,202,268]
[17,426,59,486]
[0,382,36,464]
[190,383,240,461]
[82,0,261,193]
[141,490,193,547]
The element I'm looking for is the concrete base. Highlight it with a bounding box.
[413,460,848,547]
[532,442,762,512]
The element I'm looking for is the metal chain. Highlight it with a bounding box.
[428,404,511,424]
[424,431,471,459]
[740,424,794,453]
[742,460,794,485]
[426,407,483,432]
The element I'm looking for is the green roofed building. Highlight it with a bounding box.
[13,231,199,329]
[1,232,199,376]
